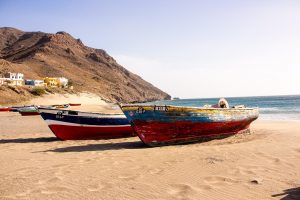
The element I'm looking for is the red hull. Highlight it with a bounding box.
[49,124,134,140]
[132,119,254,146]
[69,103,81,106]
[20,112,40,116]
[0,108,11,112]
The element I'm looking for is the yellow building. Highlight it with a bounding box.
[43,77,60,87]
[7,79,23,86]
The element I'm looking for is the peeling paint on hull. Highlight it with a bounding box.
[121,105,259,146]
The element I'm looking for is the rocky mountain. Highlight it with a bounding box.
[0,27,170,103]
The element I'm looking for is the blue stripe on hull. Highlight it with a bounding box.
[40,112,130,126]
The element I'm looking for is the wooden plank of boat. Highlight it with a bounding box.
[120,104,259,146]
[20,112,40,116]
[69,103,81,106]
[19,106,40,116]
[19,110,40,116]
[52,104,70,108]
[38,108,135,140]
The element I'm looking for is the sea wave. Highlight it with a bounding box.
[259,107,300,114]
[259,107,281,111]
[259,113,300,120]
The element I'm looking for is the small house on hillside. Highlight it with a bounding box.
[44,77,68,88]
[25,79,45,87]
[44,77,59,87]
[3,72,24,86]
[57,77,68,88]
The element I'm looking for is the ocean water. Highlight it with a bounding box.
[149,95,300,120]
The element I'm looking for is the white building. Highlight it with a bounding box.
[4,72,24,80]
[57,77,68,87]
[3,72,24,86]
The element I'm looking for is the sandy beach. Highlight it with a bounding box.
[0,109,299,200]
[9,93,123,114]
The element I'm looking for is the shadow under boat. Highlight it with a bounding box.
[42,140,145,153]
[0,131,246,152]
[42,133,237,153]
[0,137,57,144]
[272,187,300,200]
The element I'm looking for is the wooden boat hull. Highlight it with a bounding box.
[52,104,69,108]
[18,106,40,116]
[39,108,135,140]
[0,107,11,112]
[19,111,40,116]
[121,105,259,146]
[69,103,81,106]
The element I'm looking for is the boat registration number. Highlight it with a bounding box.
[136,107,145,114]
[56,111,67,119]
[154,105,168,112]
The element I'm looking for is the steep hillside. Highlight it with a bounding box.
[0,27,170,103]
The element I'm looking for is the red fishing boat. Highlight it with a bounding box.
[120,99,259,146]
[0,107,11,112]
[38,108,135,140]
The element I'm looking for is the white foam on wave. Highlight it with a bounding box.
[259,107,281,111]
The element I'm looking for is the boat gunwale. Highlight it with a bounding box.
[120,104,259,111]
[38,107,126,117]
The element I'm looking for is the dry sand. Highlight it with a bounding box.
[0,95,299,199]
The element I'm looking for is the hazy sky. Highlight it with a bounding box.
[1,0,299,98]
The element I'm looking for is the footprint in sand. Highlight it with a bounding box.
[197,184,213,191]
[37,179,46,185]
[87,183,107,192]
[230,167,255,176]
[14,167,32,174]
[163,160,180,167]
[203,176,239,186]
[40,190,56,195]
[41,185,70,194]
[255,152,294,167]
[148,168,164,175]
[15,191,29,197]
[29,179,71,195]
[78,158,94,164]
[51,164,71,176]
[47,176,63,183]
[167,183,199,200]
[118,174,138,181]
[51,164,67,168]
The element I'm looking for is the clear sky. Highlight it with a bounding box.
[1,0,299,98]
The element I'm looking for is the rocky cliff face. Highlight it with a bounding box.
[0,27,170,103]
